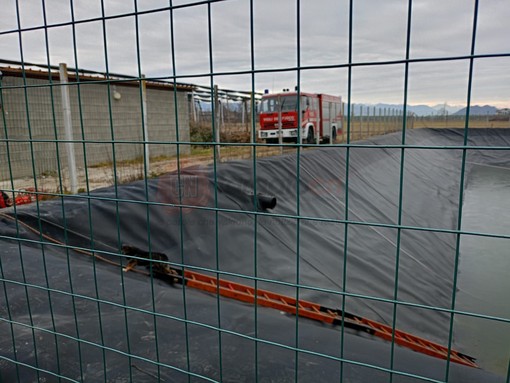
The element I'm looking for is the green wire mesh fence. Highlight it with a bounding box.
[1,0,509,382]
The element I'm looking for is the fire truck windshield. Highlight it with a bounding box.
[260,96,299,113]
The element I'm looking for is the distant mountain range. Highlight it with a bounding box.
[351,103,507,116]
[452,105,499,116]
[351,103,464,116]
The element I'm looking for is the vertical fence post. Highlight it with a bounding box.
[374,108,381,136]
[241,99,246,126]
[385,108,388,134]
[383,108,386,134]
[371,106,374,136]
[367,106,371,138]
[191,91,197,123]
[225,97,229,126]
[371,106,374,137]
[373,106,376,136]
[214,85,221,161]
[341,102,345,143]
[350,104,354,142]
[360,105,363,140]
[221,98,225,129]
[378,107,381,135]
[196,99,201,123]
[141,74,149,176]
[366,106,369,138]
[58,63,78,194]
[350,104,354,141]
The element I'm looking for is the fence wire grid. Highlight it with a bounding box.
[1,0,509,383]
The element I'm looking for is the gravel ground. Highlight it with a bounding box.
[0,146,288,198]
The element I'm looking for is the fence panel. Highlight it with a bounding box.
[0,1,509,383]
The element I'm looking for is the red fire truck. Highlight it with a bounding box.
[258,90,343,144]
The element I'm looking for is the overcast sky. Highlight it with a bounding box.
[1,0,509,107]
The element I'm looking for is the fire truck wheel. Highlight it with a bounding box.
[306,128,314,144]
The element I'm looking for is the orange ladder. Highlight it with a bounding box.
[0,215,476,368]
[180,269,477,368]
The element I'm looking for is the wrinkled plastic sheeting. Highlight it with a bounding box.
[1,128,508,382]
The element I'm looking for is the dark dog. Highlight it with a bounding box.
[121,244,180,285]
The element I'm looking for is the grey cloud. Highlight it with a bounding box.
[0,0,508,107]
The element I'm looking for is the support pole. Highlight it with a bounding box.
[378,107,382,134]
[360,105,363,140]
[58,63,78,194]
[191,91,197,123]
[385,108,388,134]
[351,105,355,142]
[241,99,246,126]
[214,85,221,161]
[141,74,149,175]
[367,106,371,138]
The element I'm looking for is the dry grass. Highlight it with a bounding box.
[413,117,510,129]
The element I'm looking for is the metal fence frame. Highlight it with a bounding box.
[0,0,509,382]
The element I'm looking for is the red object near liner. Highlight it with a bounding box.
[180,269,478,368]
[0,188,42,209]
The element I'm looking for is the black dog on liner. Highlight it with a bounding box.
[121,244,181,285]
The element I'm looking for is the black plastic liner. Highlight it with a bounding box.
[1,128,508,382]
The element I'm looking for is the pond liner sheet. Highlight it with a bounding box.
[1,128,508,382]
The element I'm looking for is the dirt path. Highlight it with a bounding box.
[0,146,292,196]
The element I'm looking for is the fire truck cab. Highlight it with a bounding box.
[258,90,343,144]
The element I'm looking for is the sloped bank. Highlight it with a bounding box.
[1,128,508,382]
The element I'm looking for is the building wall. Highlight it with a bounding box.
[0,75,190,181]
